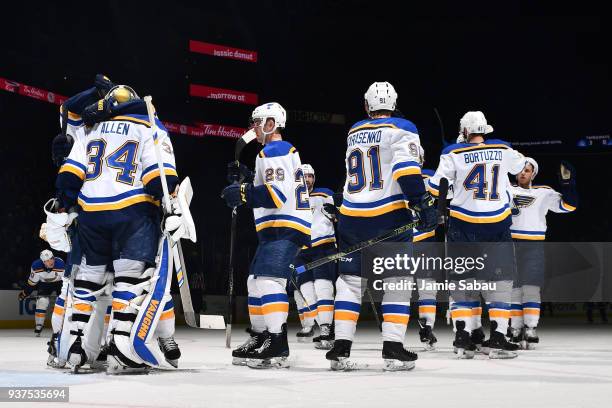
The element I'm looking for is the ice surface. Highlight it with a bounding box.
[1,323,611,408]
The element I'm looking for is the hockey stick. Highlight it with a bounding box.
[294,220,419,275]
[226,129,257,348]
[434,178,452,325]
[144,96,224,330]
[365,287,382,332]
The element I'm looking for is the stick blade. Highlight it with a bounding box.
[199,315,226,330]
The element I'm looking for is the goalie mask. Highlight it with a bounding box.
[365,82,397,115]
[251,102,286,142]
[105,85,139,106]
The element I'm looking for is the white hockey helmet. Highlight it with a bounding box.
[105,85,139,106]
[524,157,539,179]
[251,102,287,136]
[459,111,494,136]
[40,249,54,262]
[364,82,397,114]
[301,163,315,178]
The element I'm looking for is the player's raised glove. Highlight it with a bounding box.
[17,290,27,301]
[410,192,437,232]
[221,183,250,208]
[40,199,77,253]
[94,74,114,98]
[227,161,254,184]
[558,161,576,187]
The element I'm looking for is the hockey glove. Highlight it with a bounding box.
[94,74,114,98]
[40,199,77,253]
[411,192,437,232]
[17,290,27,301]
[82,99,112,126]
[227,161,254,184]
[221,183,247,208]
[558,161,576,187]
[51,132,74,168]
[323,203,340,217]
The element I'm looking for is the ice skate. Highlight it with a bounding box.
[326,339,365,370]
[471,327,485,353]
[313,324,334,350]
[418,320,437,351]
[296,325,315,343]
[35,326,42,337]
[105,341,149,375]
[454,321,475,359]
[246,329,290,369]
[158,336,181,368]
[487,329,519,359]
[509,327,526,349]
[232,331,268,366]
[382,341,417,371]
[524,327,539,350]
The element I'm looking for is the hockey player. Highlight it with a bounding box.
[325,82,437,371]
[508,158,577,348]
[50,84,182,373]
[293,164,337,349]
[428,111,524,359]
[412,150,439,350]
[222,102,312,369]
[18,250,65,336]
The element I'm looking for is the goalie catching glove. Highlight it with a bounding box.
[39,198,77,253]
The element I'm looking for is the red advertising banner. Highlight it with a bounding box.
[1,76,243,140]
[189,40,257,63]
[190,84,258,105]
[0,77,67,105]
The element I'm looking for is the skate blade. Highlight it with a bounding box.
[246,357,289,369]
[478,346,490,355]
[526,342,537,350]
[383,359,415,371]
[296,336,313,343]
[329,358,367,371]
[165,358,179,368]
[314,340,333,350]
[421,341,436,351]
[488,349,518,359]
[456,348,475,359]
[232,357,248,366]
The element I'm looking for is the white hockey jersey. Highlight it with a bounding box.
[428,139,525,232]
[308,187,336,247]
[340,117,423,217]
[509,184,576,240]
[253,140,312,246]
[58,113,177,220]
[28,257,65,286]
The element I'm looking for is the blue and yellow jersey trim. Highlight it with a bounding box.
[559,200,576,212]
[511,229,546,240]
[258,141,297,158]
[60,105,83,127]
[264,184,287,208]
[78,188,159,212]
[255,214,311,236]
[311,234,336,247]
[392,161,421,180]
[427,179,440,197]
[310,187,334,198]
[59,159,87,180]
[449,204,511,224]
[442,139,512,155]
[413,229,436,242]
[109,113,167,131]
[141,163,178,185]
[339,194,408,217]
[348,117,418,135]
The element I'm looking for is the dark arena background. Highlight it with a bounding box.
[0,2,610,407]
